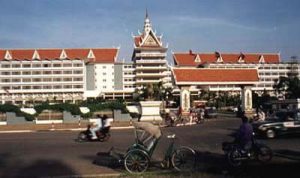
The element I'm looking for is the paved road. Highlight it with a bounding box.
[0,117,299,177]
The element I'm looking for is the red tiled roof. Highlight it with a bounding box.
[173,68,259,84]
[0,50,6,59]
[9,50,35,60]
[0,48,118,63]
[173,52,280,66]
[91,48,118,63]
[65,49,89,59]
[38,49,62,59]
[134,36,142,47]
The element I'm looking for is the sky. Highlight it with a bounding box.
[0,0,300,62]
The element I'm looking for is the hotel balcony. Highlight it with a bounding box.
[135,53,166,58]
[135,79,162,84]
[135,59,167,64]
[135,65,167,70]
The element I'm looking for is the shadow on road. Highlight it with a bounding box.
[0,153,79,178]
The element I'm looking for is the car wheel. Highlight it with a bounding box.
[266,129,276,139]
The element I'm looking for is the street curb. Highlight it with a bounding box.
[0,118,232,134]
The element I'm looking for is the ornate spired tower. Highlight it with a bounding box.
[132,11,171,89]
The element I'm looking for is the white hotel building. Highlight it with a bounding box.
[0,12,299,105]
[0,48,130,105]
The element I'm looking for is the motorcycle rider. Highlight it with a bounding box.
[100,114,112,136]
[236,113,254,154]
[91,114,104,140]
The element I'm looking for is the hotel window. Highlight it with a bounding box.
[2,79,10,83]
[63,70,72,74]
[103,86,107,89]
[33,86,42,89]
[43,78,52,82]
[12,64,20,68]
[32,64,41,68]
[53,63,62,67]
[32,71,41,75]
[12,71,20,75]
[53,71,62,75]
[103,72,106,75]
[53,78,62,82]
[63,85,72,89]
[33,78,42,82]
[2,71,10,75]
[12,79,20,82]
[2,86,10,90]
[63,63,72,67]
[12,86,21,90]
[23,86,31,89]
[22,71,31,75]
[1,64,10,68]
[63,78,72,81]
[43,71,52,75]
[53,85,62,89]
[103,79,106,82]
[103,66,106,69]
[73,63,83,67]
[22,64,31,68]
[73,70,83,74]
[73,77,83,81]
[43,63,51,67]
[73,85,83,89]
[43,86,52,89]
[22,78,31,82]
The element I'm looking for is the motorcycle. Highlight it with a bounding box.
[222,137,273,167]
[77,124,111,142]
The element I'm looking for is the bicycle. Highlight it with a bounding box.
[110,122,197,174]
[160,134,197,171]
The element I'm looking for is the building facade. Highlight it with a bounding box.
[0,48,121,105]
[172,51,300,95]
[132,12,172,89]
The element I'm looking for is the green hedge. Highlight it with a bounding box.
[0,100,128,121]
[0,104,35,121]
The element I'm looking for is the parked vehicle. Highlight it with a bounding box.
[204,107,218,118]
[252,110,300,138]
[77,124,111,142]
[222,136,273,167]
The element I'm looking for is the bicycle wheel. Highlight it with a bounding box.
[257,145,273,163]
[124,149,150,174]
[171,146,196,171]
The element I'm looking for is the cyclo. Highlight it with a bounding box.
[110,122,197,174]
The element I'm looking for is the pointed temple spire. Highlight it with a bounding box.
[144,9,152,34]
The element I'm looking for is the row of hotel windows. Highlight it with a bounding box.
[0,63,83,68]
[1,77,83,83]
[1,85,83,90]
[1,70,83,75]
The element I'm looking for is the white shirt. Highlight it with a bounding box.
[104,118,113,127]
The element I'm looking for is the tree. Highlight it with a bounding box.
[273,58,300,99]
[273,75,300,99]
